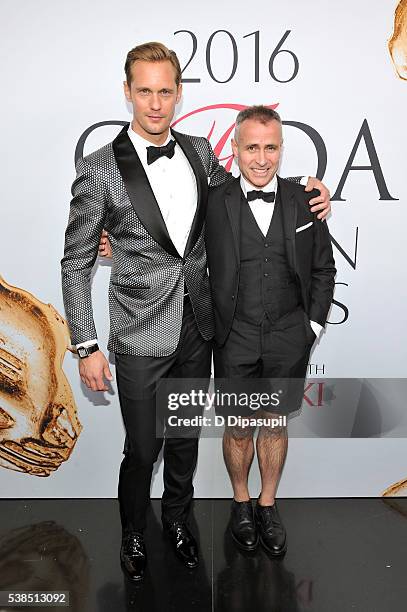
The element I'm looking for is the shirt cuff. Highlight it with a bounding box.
[76,339,98,350]
[300,176,309,187]
[310,321,323,339]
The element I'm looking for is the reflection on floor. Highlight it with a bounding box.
[0,498,406,611]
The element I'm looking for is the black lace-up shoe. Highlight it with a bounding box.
[120,531,146,581]
[164,522,199,568]
[255,501,287,556]
[230,500,259,551]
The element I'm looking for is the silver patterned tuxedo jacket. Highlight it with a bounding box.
[61,124,231,356]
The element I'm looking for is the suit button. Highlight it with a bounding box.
[264,258,269,263]
[231,295,235,300]
[264,273,269,278]
[264,243,269,248]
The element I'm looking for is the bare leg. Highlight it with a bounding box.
[256,411,288,506]
[223,425,256,502]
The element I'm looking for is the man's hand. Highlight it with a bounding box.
[99,230,112,258]
[305,177,331,220]
[79,350,113,391]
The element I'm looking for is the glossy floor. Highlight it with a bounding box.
[0,498,406,611]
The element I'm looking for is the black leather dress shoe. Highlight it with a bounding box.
[230,500,259,551]
[255,501,287,556]
[164,522,199,568]
[120,531,146,581]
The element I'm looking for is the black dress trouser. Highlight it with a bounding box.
[115,298,212,531]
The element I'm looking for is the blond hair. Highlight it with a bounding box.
[124,41,182,86]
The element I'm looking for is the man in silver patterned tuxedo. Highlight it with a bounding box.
[61,42,331,581]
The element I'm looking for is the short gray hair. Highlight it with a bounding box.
[234,105,281,140]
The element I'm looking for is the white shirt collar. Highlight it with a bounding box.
[240,174,278,198]
[127,123,172,161]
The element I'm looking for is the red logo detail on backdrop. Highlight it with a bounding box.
[303,382,324,407]
[172,103,279,172]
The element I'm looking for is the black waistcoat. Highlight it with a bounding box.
[235,191,301,325]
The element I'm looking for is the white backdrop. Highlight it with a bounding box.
[0,0,406,497]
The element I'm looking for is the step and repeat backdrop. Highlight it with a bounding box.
[0,0,406,498]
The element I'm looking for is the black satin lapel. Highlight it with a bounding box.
[225,178,242,264]
[112,125,179,258]
[277,176,297,272]
[171,129,209,257]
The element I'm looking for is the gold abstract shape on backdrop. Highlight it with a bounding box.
[389,0,407,79]
[382,477,407,497]
[0,276,81,476]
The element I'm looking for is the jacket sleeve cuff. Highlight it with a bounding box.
[76,338,98,350]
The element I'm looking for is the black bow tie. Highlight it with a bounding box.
[246,190,276,203]
[146,140,176,165]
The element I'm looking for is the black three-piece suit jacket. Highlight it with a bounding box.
[204,176,336,347]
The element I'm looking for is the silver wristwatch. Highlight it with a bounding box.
[77,343,99,359]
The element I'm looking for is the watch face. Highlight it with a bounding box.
[78,347,87,358]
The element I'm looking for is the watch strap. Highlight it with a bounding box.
[77,343,99,359]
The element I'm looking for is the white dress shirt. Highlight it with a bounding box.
[127,125,198,257]
[240,174,278,237]
[240,174,323,340]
